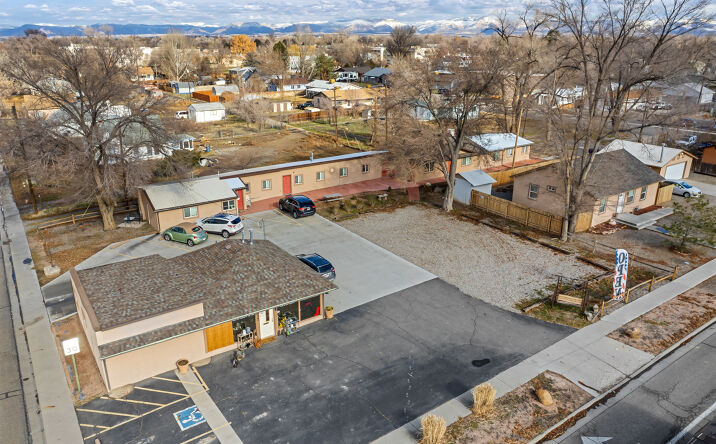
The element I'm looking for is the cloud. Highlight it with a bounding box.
[68,6,90,11]
[24,4,39,8]
[111,0,134,5]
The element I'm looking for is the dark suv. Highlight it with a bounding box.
[278,195,316,218]
[296,253,335,280]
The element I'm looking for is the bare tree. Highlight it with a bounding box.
[386,26,420,58]
[227,98,272,131]
[155,31,197,82]
[546,0,708,240]
[387,44,504,211]
[0,35,170,230]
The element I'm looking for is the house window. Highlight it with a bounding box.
[222,200,235,211]
[599,198,607,214]
[640,186,647,200]
[316,171,325,181]
[547,185,557,193]
[424,162,435,172]
[244,182,250,193]
[183,206,198,218]
[627,189,635,203]
[261,179,271,190]
[528,184,539,200]
[295,174,303,184]
[339,167,348,177]
[507,148,513,156]
[361,164,370,173]
[522,146,528,154]
[493,152,499,161]
[461,157,471,166]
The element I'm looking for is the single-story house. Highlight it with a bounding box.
[454,170,496,205]
[188,102,225,123]
[211,84,239,96]
[305,79,361,98]
[513,149,664,229]
[313,89,380,110]
[465,133,534,167]
[138,176,238,231]
[70,239,337,391]
[267,77,308,92]
[362,67,391,85]
[133,66,155,82]
[170,81,195,95]
[228,67,256,85]
[602,139,696,180]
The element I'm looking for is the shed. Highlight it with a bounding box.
[454,170,497,204]
[187,102,225,123]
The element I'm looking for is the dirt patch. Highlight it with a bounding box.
[317,190,411,221]
[26,216,156,285]
[51,314,107,405]
[608,277,716,354]
[445,371,592,443]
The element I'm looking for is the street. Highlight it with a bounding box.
[551,324,716,444]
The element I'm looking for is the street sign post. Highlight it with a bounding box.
[62,337,81,393]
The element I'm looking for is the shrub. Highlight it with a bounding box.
[472,383,496,417]
[419,414,446,444]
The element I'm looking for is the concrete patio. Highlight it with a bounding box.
[616,207,674,229]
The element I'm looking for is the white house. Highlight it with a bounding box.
[188,102,225,123]
[454,170,497,204]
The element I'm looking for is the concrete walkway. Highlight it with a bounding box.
[0,168,83,443]
[373,258,716,443]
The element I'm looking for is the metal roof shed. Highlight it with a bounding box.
[454,170,497,205]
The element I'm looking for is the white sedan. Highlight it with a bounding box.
[665,180,702,198]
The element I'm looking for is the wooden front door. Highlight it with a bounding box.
[205,321,234,352]
[282,175,292,195]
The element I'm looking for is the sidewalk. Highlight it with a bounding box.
[373,258,716,443]
[0,168,83,443]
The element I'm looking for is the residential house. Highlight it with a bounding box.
[454,170,497,205]
[170,81,195,95]
[137,176,238,231]
[535,87,583,108]
[464,133,534,168]
[70,239,337,391]
[228,67,257,86]
[660,82,715,111]
[313,89,380,110]
[187,102,225,123]
[133,67,155,82]
[267,78,308,92]
[362,67,391,85]
[512,150,664,229]
[305,79,361,98]
[212,85,240,96]
[602,139,696,180]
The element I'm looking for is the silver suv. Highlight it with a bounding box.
[197,213,244,238]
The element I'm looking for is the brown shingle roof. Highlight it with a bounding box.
[73,240,337,357]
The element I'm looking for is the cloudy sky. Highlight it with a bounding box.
[0,0,520,27]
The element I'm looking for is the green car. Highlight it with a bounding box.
[162,222,208,246]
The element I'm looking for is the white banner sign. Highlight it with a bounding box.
[613,249,629,300]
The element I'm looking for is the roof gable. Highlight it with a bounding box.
[140,176,236,211]
[602,139,695,167]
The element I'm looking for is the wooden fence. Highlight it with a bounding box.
[487,158,560,186]
[655,183,674,205]
[287,111,329,122]
[599,266,678,316]
[36,205,138,230]
[470,190,563,235]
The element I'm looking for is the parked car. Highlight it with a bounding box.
[676,134,698,146]
[681,118,695,128]
[296,101,313,110]
[197,213,244,238]
[162,222,208,246]
[175,110,189,119]
[665,180,702,198]
[278,195,316,218]
[296,253,335,280]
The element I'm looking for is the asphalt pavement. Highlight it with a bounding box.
[551,324,716,444]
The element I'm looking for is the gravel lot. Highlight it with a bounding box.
[340,206,601,311]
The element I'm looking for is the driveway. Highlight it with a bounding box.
[199,279,573,444]
[241,210,435,313]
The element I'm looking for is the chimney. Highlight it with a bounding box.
[249,229,254,245]
[660,143,665,163]
[310,152,314,162]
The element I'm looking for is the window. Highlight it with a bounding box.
[183,206,197,218]
[461,157,471,166]
[261,179,271,190]
[300,295,322,320]
[361,164,370,173]
[222,200,235,211]
[424,162,435,172]
[507,148,513,156]
[244,182,250,192]
[522,146,528,154]
[627,189,635,203]
[493,152,500,161]
[295,174,303,184]
[263,309,271,324]
[547,185,557,193]
[599,198,607,214]
[316,171,325,181]
[640,186,647,200]
[528,184,539,200]
[339,167,348,177]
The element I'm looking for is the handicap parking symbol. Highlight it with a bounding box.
[173,405,206,431]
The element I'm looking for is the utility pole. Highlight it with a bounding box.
[333,88,338,138]
[511,108,523,169]
[384,87,388,144]
[372,93,378,146]
[11,105,38,214]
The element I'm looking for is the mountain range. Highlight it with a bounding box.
[0,17,504,37]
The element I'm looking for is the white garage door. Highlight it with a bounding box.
[664,162,686,180]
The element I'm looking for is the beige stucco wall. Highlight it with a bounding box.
[589,182,660,226]
[411,147,532,183]
[656,152,693,179]
[153,199,238,232]
[96,303,204,346]
[71,278,108,390]
[234,155,384,203]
